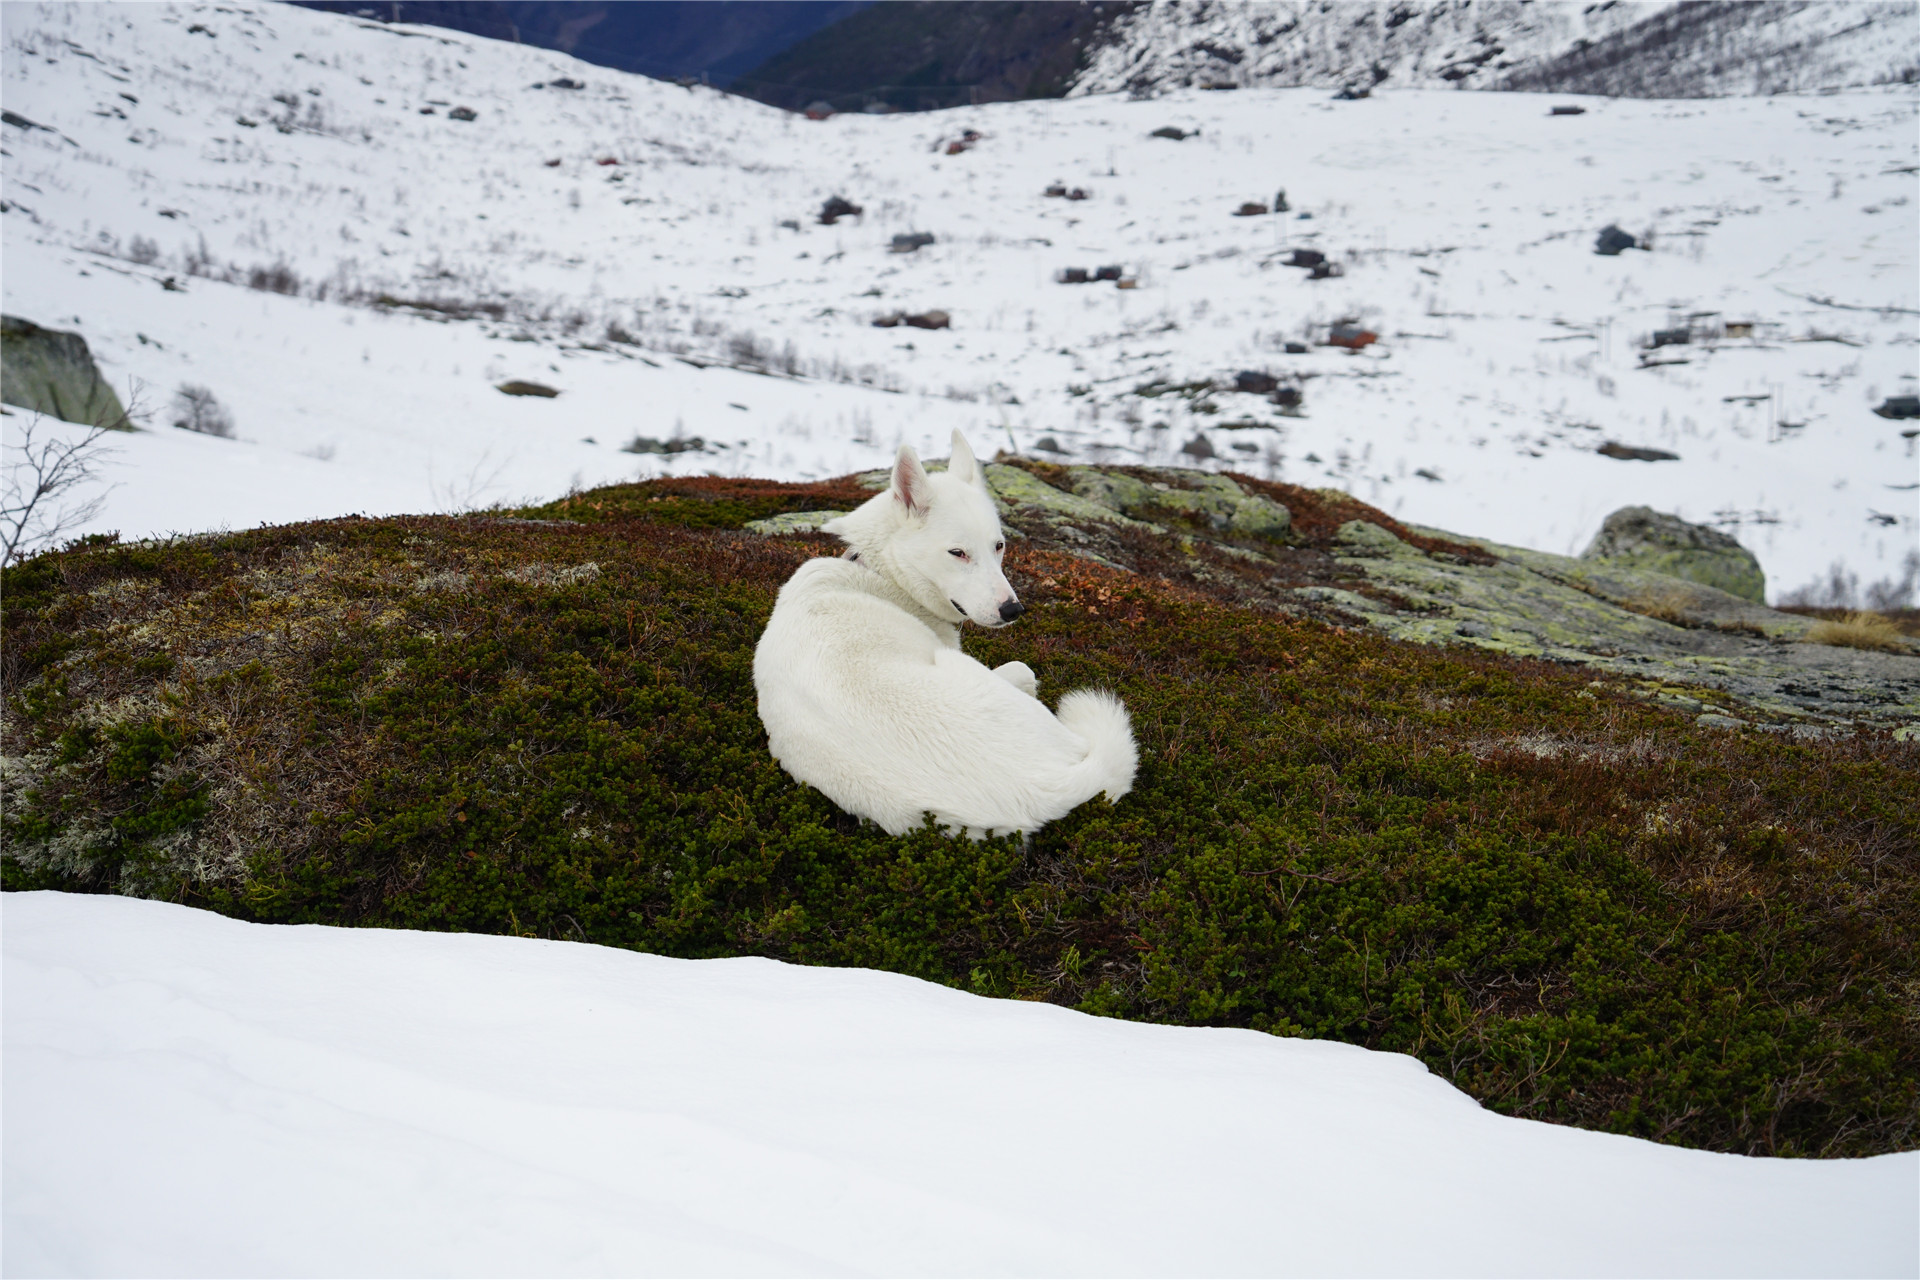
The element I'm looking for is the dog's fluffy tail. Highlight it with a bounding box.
[1055,688,1139,803]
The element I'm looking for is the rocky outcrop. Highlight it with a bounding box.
[1580,506,1765,604]
[746,458,1917,733]
[0,315,129,429]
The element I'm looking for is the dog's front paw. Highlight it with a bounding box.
[993,660,1039,698]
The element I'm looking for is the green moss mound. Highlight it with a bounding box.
[4,477,1916,1159]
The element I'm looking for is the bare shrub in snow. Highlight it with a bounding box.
[247,261,301,295]
[127,235,161,266]
[171,384,235,438]
[183,236,216,278]
[1779,551,1920,611]
[728,330,769,368]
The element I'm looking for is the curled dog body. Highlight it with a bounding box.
[753,430,1137,837]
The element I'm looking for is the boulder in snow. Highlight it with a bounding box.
[0,315,129,429]
[1595,224,1638,256]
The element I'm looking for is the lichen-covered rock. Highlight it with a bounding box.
[1320,520,1920,728]
[1,315,129,429]
[985,463,1157,530]
[1581,506,1765,604]
[1067,467,1290,539]
[743,509,849,536]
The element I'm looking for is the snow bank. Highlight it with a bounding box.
[4,891,1914,1278]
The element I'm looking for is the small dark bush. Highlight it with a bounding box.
[247,261,301,295]
[170,383,235,437]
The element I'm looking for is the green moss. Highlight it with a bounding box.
[2,489,1916,1160]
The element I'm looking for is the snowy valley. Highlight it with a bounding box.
[2,0,1917,599]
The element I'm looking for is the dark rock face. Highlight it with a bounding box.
[1594,224,1638,255]
[1597,441,1679,462]
[1582,506,1764,604]
[0,315,129,429]
[496,380,560,398]
[818,195,863,225]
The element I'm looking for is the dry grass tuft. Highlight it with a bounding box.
[1621,586,1700,628]
[1805,611,1909,653]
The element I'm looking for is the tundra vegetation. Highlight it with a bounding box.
[2,466,1915,1160]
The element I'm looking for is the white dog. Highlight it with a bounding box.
[753,429,1137,837]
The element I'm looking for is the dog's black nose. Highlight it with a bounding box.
[998,599,1025,622]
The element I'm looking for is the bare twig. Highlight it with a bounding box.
[1775,287,1920,317]
[1,406,129,565]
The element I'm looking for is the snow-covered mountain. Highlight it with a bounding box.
[1071,0,1920,97]
[2,1,1916,600]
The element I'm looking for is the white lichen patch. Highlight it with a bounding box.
[506,561,601,588]
[414,569,475,593]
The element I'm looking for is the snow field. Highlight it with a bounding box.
[5,891,1916,1279]
[3,2,1917,594]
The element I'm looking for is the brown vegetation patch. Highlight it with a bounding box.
[1227,474,1497,563]
[1780,606,1920,640]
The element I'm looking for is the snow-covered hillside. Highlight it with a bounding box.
[2,1,1916,599]
[1072,1,1920,98]
[1075,0,1655,95]
[6,891,1917,1278]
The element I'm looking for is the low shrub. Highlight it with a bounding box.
[2,477,1915,1159]
[170,383,235,438]
[1796,610,1916,650]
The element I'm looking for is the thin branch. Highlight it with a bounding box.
[2,394,134,564]
[1774,287,1920,317]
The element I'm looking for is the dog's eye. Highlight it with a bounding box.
[993,541,1005,553]
[948,548,968,559]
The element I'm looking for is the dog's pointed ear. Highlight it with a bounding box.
[891,444,932,516]
[947,429,980,488]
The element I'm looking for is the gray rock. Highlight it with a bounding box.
[743,510,848,536]
[1,315,129,429]
[1323,520,1918,730]
[1581,506,1765,603]
[1067,467,1290,540]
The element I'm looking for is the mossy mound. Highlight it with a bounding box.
[3,474,1916,1159]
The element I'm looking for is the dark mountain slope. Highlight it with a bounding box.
[293,1,870,86]
[732,0,1140,112]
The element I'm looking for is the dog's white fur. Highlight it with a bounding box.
[753,429,1137,837]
